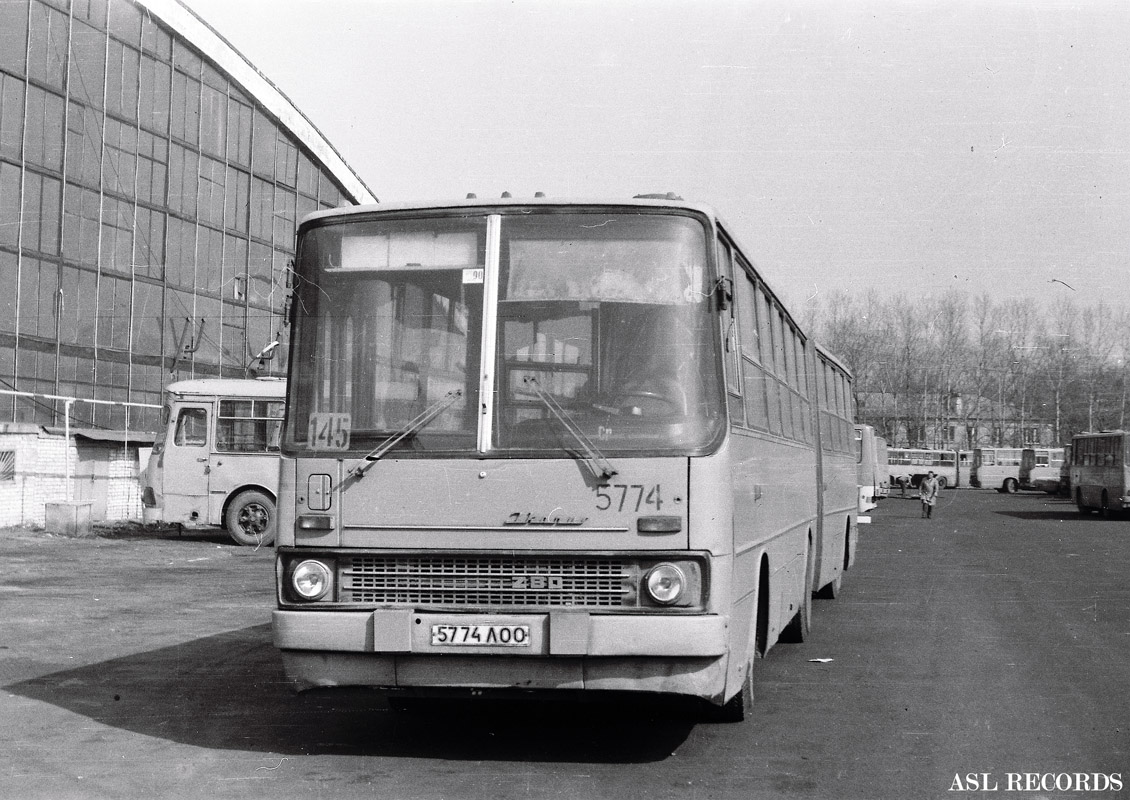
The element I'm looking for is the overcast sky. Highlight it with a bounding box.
[182,0,1130,315]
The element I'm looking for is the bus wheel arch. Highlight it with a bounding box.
[935,476,948,490]
[754,555,770,658]
[780,531,813,643]
[1002,477,1018,494]
[223,487,277,546]
[1076,488,1093,515]
[709,557,768,723]
[816,519,851,600]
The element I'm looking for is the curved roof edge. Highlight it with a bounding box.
[137,0,378,205]
[165,377,287,397]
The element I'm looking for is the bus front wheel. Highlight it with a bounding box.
[935,476,948,490]
[708,659,754,723]
[225,490,276,546]
[1002,478,1018,494]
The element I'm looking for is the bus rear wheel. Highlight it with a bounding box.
[935,476,948,490]
[1002,478,1018,494]
[816,574,842,600]
[225,490,276,546]
[1101,492,1119,520]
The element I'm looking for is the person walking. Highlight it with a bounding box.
[919,470,940,518]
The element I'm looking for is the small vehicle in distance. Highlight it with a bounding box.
[142,378,284,545]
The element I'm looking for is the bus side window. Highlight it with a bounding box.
[174,408,208,447]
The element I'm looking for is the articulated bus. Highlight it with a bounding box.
[1070,432,1129,518]
[971,447,1064,493]
[886,448,966,490]
[272,196,857,721]
[855,424,889,519]
[142,378,285,545]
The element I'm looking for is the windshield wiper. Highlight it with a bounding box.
[522,376,617,482]
[349,389,463,479]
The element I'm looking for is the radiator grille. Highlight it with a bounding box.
[340,555,632,607]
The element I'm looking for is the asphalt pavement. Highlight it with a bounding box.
[0,490,1126,800]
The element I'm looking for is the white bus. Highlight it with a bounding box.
[272,195,857,721]
[1070,432,1128,518]
[971,446,1064,494]
[886,448,967,491]
[142,378,285,545]
[855,424,889,519]
[1019,447,1067,493]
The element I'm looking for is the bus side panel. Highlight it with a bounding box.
[277,457,298,547]
[712,430,814,698]
[819,448,857,587]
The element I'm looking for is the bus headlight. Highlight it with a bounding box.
[292,560,332,600]
[645,563,686,605]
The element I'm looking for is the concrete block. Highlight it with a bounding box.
[45,501,95,537]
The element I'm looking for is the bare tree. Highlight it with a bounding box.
[999,299,1038,445]
[1035,298,1078,442]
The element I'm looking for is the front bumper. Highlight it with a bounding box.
[273,609,730,698]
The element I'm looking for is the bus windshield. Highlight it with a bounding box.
[284,209,725,457]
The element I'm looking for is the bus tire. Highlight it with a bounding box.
[1002,478,1018,494]
[935,476,948,490]
[1101,492,1117,520]
[225,489,276,546]
[816,574,842,600]
[708,659,754,723]
[1076,489,1093,515]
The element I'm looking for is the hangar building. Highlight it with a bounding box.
[0,0,375,433]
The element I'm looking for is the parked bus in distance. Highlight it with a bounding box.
[142,378,285,545]
[971,446,1064,494]
[1057,444,1072,497]
[1019,447,1067,493]
[855,424,889,520]
[876,436,890,500]
[1070,432,1129,518]
[272,195,857,721]
[886,447,966,491]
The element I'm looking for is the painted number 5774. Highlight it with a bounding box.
[596,484,663,512]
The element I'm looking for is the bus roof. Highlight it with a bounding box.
[814,342,854,378]
[297,194,722,227]
[164,378,286,399]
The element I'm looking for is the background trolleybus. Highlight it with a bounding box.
[272,195,857,721]
[142,378,285,545]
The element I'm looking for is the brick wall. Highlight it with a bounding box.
[0,426,144,529]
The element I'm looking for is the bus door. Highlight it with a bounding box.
[161,402,213,522]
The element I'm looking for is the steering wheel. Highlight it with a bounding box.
[614,385,688,416]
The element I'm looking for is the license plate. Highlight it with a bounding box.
[430,624,530,647]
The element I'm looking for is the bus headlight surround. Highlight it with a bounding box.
[292,559,332,600]
[645,563,686,605]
